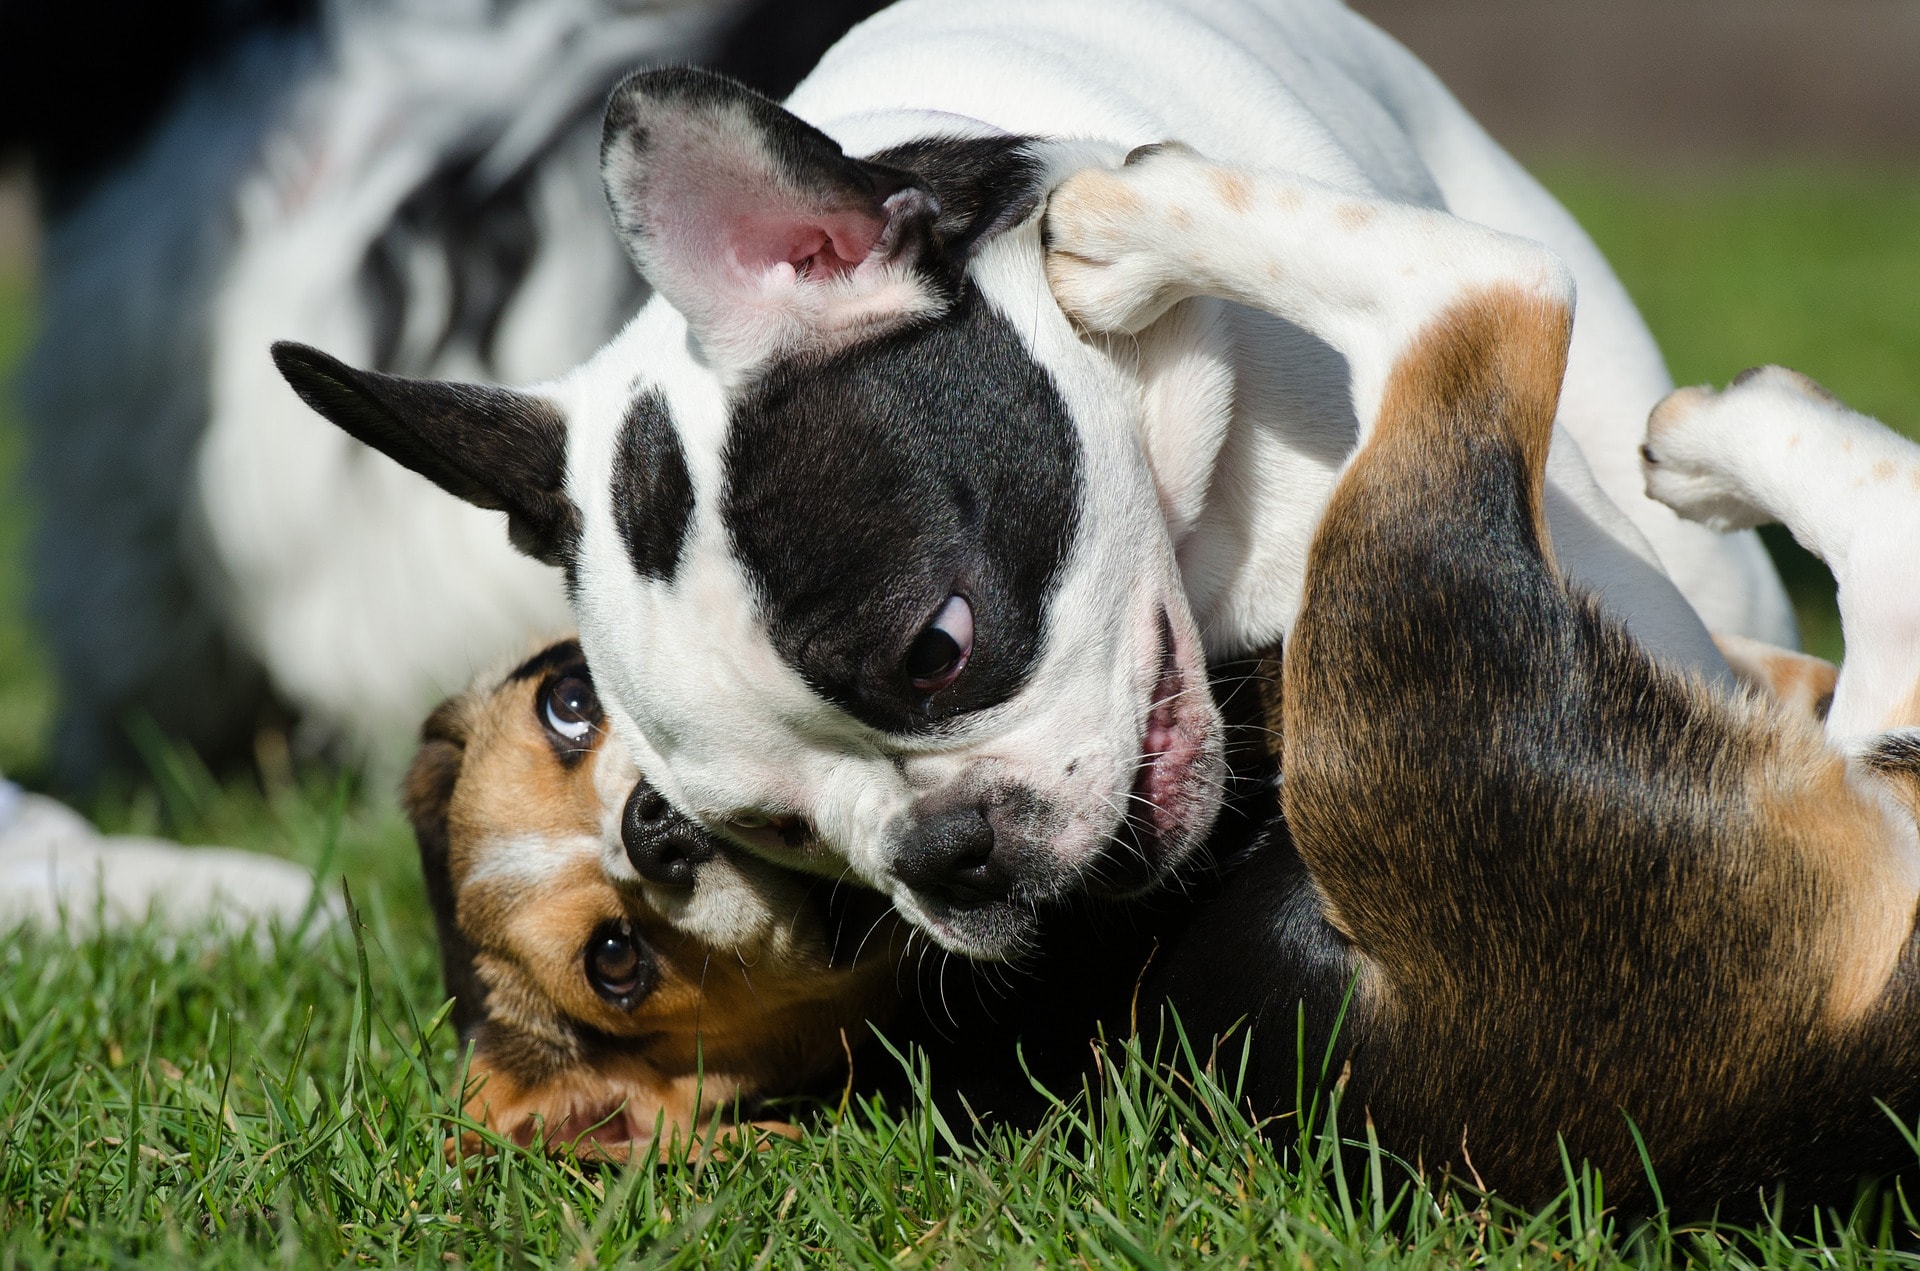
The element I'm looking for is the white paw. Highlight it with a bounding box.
[1640,367,1837,532]
[1043,144,1219,334]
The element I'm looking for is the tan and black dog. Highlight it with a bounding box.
[1047,147,1920,1213]
[403,638,906,1157]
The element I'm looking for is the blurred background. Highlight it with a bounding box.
[0,0,1915,885]
[1356,0,1920,665]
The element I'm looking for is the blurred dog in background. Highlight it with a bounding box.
[2,0,886,786]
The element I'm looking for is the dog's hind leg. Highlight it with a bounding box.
[1643,369,1920,745]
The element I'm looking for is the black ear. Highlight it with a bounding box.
[599,67,945,372]
[271,341,580,567]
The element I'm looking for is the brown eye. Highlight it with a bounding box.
[904,595,973,694]
[584,920,652,1008]
[542,671,600,747]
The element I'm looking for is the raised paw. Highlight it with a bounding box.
[1640,367,1843,532]
[1043,143,1225,334]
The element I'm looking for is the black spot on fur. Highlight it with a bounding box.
[359,149,553,378]
[612,390,695,582]
[868,135,1045,262]
[723,286,1081,734]
[1863,731,1920,779]
[506,638,586,685]
[271,341,580,567]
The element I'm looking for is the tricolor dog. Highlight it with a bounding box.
[404,637,903,1155]
[275,0,1795,955]
[415,151,1920,1211]
[1043,147,1920,1210]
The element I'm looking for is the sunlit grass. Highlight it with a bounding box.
[6,906,1919,1267]
[3,162,1920,1263]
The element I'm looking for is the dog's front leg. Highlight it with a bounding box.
[1045,147,1726,670]
[1045,145,1573,463]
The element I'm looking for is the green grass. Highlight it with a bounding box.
[4,162,1920,1264]
[0,261,52,776]
[7,909,1920,1268]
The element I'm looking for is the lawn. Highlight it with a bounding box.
[2,161,1919,1265]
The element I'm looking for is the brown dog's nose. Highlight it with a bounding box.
[893,806,1010,908]
[621,781,717,887]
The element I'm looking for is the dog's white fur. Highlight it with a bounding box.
[537,0,1794,950]
[27,0,759,778]
[1644,368,1920,748]
[201,0,759,757]
[785,0,1793,653]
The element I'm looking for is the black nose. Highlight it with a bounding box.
[620,780,717,887]
[892,806,1010,908]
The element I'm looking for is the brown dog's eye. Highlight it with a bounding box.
[584,919,652,1009]
[904,595,973,694]
[542,672,601,747]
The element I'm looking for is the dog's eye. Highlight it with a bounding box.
[542,672,600,746]
[584,919,650,1007]
[904,595,973,694]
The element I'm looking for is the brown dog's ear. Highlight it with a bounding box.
[403,697,490,1039]
[270,341,580,568]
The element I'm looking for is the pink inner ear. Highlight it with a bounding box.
[730,210,884,282]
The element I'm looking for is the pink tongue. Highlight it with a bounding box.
[1146,704,1177,757]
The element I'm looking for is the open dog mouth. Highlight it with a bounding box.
[1106,609,1212,892]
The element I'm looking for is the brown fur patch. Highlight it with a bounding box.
[1713,631,1838,721]
[1209,168,1253,214]
[1755,724,1919,1028]
[1372,285,1573,556]
[1063,170,1146,219]
[1337,202,1378,231]
[422,639,907,1159]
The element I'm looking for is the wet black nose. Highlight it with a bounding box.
[892,806,1010,908]
[620,780,717,887]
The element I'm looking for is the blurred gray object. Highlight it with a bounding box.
[1350,0,1920,161]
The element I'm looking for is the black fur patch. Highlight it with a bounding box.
[506,638,586,685]
[868,136,1045,262]
[271,341,580,568]
[723,285,1081,734]
[1863,731,1920,779]
[360,149,549,377]
[611,390,695,582]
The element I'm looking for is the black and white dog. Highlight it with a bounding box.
[12,0,887,782]
[276,0,1797,956]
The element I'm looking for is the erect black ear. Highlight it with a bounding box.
[599,67,945,374]
[271,341,580,567]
